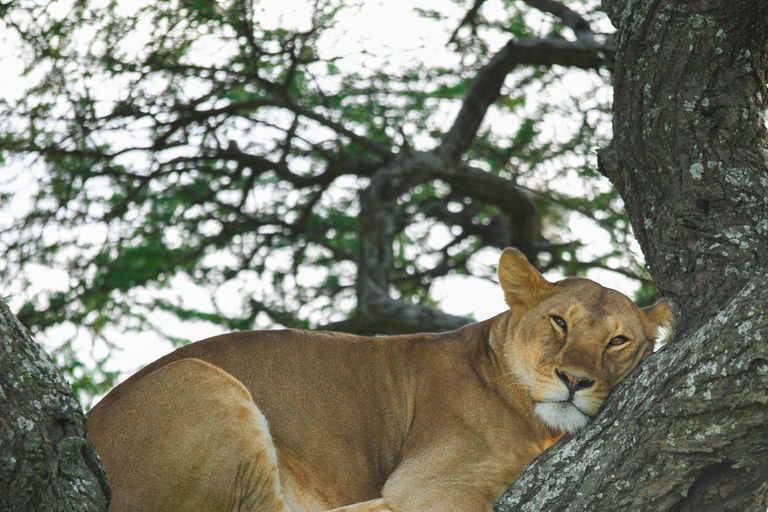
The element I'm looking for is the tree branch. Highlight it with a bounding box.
[321,283,471,335]
[275,99,393,157]
[521,0,613,65]
[433,163,536,218]
[439,37,614,160]
[214,144,382,187]
[448,0,488,45]
[356,151,516,332]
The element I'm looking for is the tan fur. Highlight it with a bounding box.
[87,248,673,512]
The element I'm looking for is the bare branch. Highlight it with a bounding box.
[432,163,536,218]
[523,0,594,42]
[522,0,614,67]
[215,144,381,187]
[439,37,613,160]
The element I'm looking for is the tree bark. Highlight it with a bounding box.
[497,0,768,510]
[0,299,109,512]
[599,0,768,335]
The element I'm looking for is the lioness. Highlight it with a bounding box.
[87,248,672,512]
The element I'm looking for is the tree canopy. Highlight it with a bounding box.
[0,0,649,400]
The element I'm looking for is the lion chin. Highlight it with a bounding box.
[534,402,592,432]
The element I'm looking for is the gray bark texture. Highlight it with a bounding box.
[0,299,109,512]
[599,0,768,336]
[497,0,768,510]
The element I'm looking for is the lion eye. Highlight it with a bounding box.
[609,335,629,346]
[551,316,567,333]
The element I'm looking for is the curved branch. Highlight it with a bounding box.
[521,0,612,62]
[432,163,536,218]
[439,37,614,160]
[355,150,545,332]
[216,144,382,187]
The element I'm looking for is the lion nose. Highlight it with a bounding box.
[555,369,595,391]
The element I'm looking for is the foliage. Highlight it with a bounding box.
[0,0,648,400]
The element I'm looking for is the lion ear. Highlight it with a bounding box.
[642,299,675,343]
[498,248,553,308]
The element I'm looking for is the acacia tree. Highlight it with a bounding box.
[0,0,635,400]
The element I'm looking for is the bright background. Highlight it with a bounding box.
[0,0,638,401]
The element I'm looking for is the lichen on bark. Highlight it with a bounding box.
[599,0,768,335]
[0,299,109,512]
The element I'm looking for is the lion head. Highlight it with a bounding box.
[496,248,674,432]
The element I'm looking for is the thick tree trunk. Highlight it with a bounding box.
[599,0,768,335]
[497,0,768,510]
[0,299,109,512]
